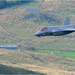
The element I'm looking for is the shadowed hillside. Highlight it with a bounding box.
[0,64,46,75]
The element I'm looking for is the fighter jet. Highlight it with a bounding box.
[35,17,75,37]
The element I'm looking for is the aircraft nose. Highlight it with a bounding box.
[35,33,39,36]
[35,32,40,37]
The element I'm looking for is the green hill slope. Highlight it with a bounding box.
[0,1,75,52]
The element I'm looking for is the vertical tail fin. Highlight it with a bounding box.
[64,17,70,25]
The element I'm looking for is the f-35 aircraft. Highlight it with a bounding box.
[35,17,75,37]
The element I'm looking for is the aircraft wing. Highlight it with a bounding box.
[52,28,75,33]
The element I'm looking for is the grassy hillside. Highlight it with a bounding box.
[0,1,75,52]
[0,1,75,74]
[0,49,75,75]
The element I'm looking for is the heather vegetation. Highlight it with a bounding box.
[0,1,75,74]
[0,1,75,52]
[0,49,75,74]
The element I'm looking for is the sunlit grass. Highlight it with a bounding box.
[37,50,75,58]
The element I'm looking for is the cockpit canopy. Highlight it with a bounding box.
[40,27,48,31]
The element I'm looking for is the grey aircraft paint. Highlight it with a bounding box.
[35,17,75,37]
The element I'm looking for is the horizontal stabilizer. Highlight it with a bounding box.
[64,17,70,25]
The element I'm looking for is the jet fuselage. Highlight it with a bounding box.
[35,17,75,37]
[35,25,75,37]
